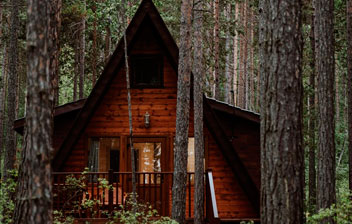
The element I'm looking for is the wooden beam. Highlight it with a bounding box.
[204,97,260,214]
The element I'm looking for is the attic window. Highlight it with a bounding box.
[131,55,163,88]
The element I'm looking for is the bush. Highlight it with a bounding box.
[0,170,17,224]
[307,191,352,224]
[109,194,178,224]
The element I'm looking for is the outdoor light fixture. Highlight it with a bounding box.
[144,111,150,128]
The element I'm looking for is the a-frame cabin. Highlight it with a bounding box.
[14,0,260,223]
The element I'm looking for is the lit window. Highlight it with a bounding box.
[88,138,120,172]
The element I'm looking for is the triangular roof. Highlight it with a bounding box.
[53,0,178,170]
[51,0,260,214]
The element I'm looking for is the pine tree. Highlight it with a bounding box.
[4,0,19,180]
[193,0,204,222]
[14,0,54,222]
[259,0,304,223]
[171,0,192,222]
[347,0,352,193]
[314,0,336,222]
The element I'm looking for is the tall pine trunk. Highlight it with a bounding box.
[4,0,19,180]
[239,3,244,108]
[224,4,232,104]
[50,0,62,106]
[213,0,220,99]
[79,0,86,100]
[193,1,204,223]
[105,25,111,65]
[0,45,7,160]
[14,0,54,222]
[73,36,79,101]
[347,0,352,194]
[171,0,192,222]
[92,2,97,87]
[314,0,336,222]
[308,7,317,212]
[233,3,239,106]
[259,0,304,223]
[243,0,248,109]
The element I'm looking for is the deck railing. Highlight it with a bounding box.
[53,171,196,218]
[206,169,220,223]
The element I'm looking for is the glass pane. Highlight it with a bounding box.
[88,138,120,172]
[187,138,195,173]
[133,142,162,173]
[88,139,99,172]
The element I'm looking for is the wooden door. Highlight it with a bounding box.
[126,137,170,216]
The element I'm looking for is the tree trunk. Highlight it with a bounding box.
[336,73,340,124]
[259,0,304,223]
[73,36,79,101]
[193,1,204,223]
[239,3,244,108]
[4,0,19,180]
[213,0,220,100]
[92,2,97,87]
[171,0,192,222]
[233,3,239,106]
[250,9,255,111]
[50,0,62,106]
[347,0,352,194]
[79,1,86,100]
[0,45,7,160]
[224,3,232,104]
[243,0,248,109]
[314,0,336,222]
[13,0,54,223]
[121,0,137,206]
[308,8,317,212]
[105,25,111,65]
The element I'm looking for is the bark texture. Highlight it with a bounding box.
[14,0,54,223]
[347,0,352,194]
[50,0,62,106]
[259,0,304,223]
[0,45,7,160]
[308,8,317,212]
[233,3,239,106]
[122,0,137,205]
[213,0,220,100]
[193,1,204,223]
[171,0,192,222]
[314,0,336,222]
[224,3,232,104]
[4,0,19,180]
[79,1,86,100]
[92,3,97,87]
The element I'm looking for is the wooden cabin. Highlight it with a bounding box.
[14,0,260,223]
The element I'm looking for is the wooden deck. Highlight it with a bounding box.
[52,171,221,223]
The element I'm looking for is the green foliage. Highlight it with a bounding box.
[240,221,254,224]
[53,210,75,224]
[109,194,178,224]
[0,170,17,224]
[307,192,352,224]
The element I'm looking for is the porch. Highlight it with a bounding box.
[53,170,220,223]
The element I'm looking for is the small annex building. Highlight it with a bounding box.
[15,0,260,223]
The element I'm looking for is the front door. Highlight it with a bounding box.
[127,137,169,216]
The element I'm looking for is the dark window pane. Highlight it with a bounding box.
[131,55,163,87]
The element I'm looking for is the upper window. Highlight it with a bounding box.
[131,55,163,88]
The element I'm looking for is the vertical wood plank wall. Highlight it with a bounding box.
[57,20,260,220]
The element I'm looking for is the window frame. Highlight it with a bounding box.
[130,54,164,89]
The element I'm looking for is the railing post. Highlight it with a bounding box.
[108,169,114,213]
[206,169,210,222]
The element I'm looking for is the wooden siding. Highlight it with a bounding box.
[58,16,260,220]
